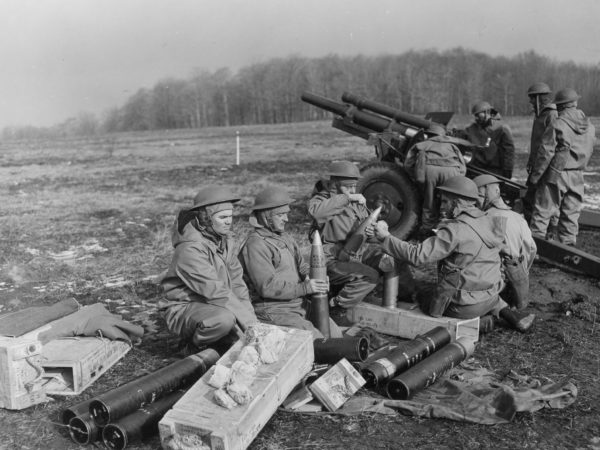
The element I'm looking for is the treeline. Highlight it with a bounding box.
[4,48,600,140]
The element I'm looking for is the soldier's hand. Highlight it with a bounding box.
[347,193,366,205]
[305,278,329,294]
[372,220,390,241]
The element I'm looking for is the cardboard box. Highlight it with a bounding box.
[159,326,313,450]
[40,337,131,395]
[309,358,366,412]
[347,301,479,342]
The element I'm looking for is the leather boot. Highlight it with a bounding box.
[499,308,535,332]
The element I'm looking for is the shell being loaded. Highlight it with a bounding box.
[89,349,219,427]
[385,337,475,399]
[338,206,382,262]
[362,327,452,387]
[309,231,330,338]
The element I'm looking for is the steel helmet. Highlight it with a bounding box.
[329,161,361,179]
[437,176,479,201]
[554,88,580,105]
[471,101,493,115]
[251,187,293,211]
[427,123,446,136]
[473,174,501,188]
[190,186,240,210]
[527,82,551,96]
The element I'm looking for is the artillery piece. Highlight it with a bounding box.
[301,91,524,239]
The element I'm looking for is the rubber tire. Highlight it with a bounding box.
[358,162,421,240]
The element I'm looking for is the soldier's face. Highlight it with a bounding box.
[338,182,357,195]
[439,194,454,219]
[475,111,491,126]
[270,211,288,233]
[211,210,233,235]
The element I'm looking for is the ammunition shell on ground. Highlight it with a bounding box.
[386,337,475,399]
[313,337,369,364]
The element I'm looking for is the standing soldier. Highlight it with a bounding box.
[307,161,383,313]
[462,101,516,179]
[524,82,559,232]
[529,88,596,246]
[160,186,257,355]
[240,187,342,338]
[404,122,467,238]
[367,176,535,332]
[474,174,537,310]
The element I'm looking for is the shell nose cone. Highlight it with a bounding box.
[312,230,322,246]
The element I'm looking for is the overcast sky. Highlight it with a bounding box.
[1,0,599,129]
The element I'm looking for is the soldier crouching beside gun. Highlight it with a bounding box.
[366,176,535,333]
[240,187,342,338]
[160,186,258,355]
[307,161,409,320]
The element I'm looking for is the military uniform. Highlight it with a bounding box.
[379,205,507,319]
[464,119,515,178]
[308,185,379,308]
[485,197,536,309]
[405,136,467,232]
[529,106,596,245]
[161,216,256,347]
[524,103,558,223]
[240,220,342,338]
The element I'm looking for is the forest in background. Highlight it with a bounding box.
[4,47,600,140]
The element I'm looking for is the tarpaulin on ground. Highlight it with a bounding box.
[303,361,577,425]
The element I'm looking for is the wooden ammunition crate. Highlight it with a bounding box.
[0,336,47,410]
[347,301,480,342]
[159,326,314,450]
[40,337,131,395]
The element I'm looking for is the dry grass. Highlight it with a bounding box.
[0,118,599,449]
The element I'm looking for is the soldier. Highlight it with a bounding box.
[307,161,384,313]
[524,82,558,228]
[474,174,537,310]
[366,176,535,332]
[462,101,515,179]
[240,187,342,338]
[404,122,467,238]
[160,186,257,354]
[529,88,596,246]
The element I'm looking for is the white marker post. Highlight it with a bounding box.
[236,131,240,165]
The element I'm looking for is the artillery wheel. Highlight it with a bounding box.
[358,162,421,240]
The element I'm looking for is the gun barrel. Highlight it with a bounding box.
[302,91,414,137]
[342,92,432,130]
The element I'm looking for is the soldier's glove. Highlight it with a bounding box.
[502,169,513,179]
[73,314,144,343]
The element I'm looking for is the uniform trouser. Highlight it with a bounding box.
[327,260,379,309]
[421,165,464,231]
[417,283,507,320]
[500,258,529,310]
[254,302,342,339]
[163,302,235,347]
[530,170,584,246]
[523,184,558,230]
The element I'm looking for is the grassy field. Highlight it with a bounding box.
[1,117,600,449]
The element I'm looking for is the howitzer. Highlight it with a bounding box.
[301,91,526,239]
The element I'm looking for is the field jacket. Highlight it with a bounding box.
[464,119,515,175]
[529,107,596,184]
[485,198,536,270]
[381,206,504,306]
[527,104,558,170]
[308,185,370,261]
[161,216,256,327]
[240,220,310,310]
[405,136,467,182]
